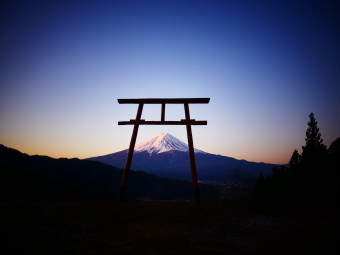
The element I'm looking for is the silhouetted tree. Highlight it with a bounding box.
[328,138,340,207]
[301,112,328,169]
[289,149,301,169]
[329,138,340,170]
[254,112,339,215]
[303,113,323,148]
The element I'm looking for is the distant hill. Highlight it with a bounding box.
[87,133,279,183]
[0,144,218,201]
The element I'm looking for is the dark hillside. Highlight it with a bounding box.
[0,144,218,201]
[1,145,338,254]
[1,200,338,255]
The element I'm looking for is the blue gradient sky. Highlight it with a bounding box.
[1,0,339,164]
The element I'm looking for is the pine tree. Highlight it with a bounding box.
[301,112,327,168]
[303,113,323,149]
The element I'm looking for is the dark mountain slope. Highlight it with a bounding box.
[0,144,217,201]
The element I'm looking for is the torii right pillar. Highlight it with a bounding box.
[184,103,200,202]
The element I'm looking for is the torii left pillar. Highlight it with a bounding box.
[118,103,143,201]
[117,98,210,202]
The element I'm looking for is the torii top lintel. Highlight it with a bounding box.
[117,98,210,126]
[117,98,210,104]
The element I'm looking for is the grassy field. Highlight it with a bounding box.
[1,200,338,254]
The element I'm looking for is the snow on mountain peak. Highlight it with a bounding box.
[134,133,205,155]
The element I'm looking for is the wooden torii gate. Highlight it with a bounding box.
[117,98,210,202]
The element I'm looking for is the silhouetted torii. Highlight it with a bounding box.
[117,98,210,202]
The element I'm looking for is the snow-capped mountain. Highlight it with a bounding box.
[86,133,279,182]
[134,133,205,155]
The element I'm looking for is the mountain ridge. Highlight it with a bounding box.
[87,133,279,182]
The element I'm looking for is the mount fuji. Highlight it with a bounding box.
[87,133,278,182]
[134,133,205,155]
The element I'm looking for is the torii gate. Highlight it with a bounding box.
[117,98,210,202]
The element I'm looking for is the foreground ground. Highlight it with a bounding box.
[1,200,338,254]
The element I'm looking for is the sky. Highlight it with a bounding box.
[1,0,339,164]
